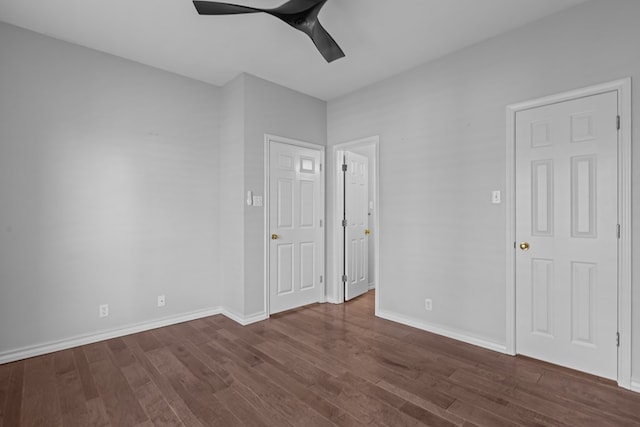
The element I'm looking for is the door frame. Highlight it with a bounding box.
[332,136,380,310]
[264,134,326,316]
[505,78,632,389]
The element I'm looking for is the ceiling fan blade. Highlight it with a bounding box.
[271,0,325,15]
[193,1,262,15]
[309,21,345,63]
[193,0,345,62]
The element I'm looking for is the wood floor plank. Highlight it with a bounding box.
[88,357,148,426]
[21,355,63,427]
[1,361,24,427]
[120,361,152,391]
[132,381,184,427]
[145,346,242,426]
[201,340,334,427]
[214,386,275,427]
[3,291,640,426]
[85,397,111,427]
[375,379,467,426]
[106,338,137,368]
[0,362,13,426]
[72,348,99,401]
[54,351,90,427]
[537,370,640,423]
[125,344,204,427]
[122,331,162,354]
[253,356,364,426]
[447,399,518,427]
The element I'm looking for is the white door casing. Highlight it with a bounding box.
[515,91,618,379]
[267,137,324,315]
[344,151,369,301]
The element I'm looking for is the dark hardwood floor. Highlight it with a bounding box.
[1,291,639,426]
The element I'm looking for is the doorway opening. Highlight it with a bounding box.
[332,136,380,309]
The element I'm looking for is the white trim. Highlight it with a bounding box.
[0,307,223,364]
[377,309,508,354]
[264,134,326,317]
[331,136,380,313]
[224,309,268,326]
[0,305,274,364]
[505,78,632,388]
[368,282,376,290]
[631,381,640,393]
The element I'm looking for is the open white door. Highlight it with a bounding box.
[268,140,324,315]
[343,151,369,301]
[515,91,618,379]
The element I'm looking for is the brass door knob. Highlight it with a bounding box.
[365,229,371,235]
[271,234,279,240]
[519,242,530,251]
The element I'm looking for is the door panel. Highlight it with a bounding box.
[300,242,315,290]
[344,151,369,301]
[278,179,294,228]
[515,91,618,379]
[269,141,323,314]
[531,258,553,337]
[276,244,294,295]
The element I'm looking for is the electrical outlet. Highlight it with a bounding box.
[99,304,109,318]
[157,295,166,307]
[424,299,432,311]
[491,190,501,204]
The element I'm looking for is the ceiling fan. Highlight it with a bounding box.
[192,0,345,63]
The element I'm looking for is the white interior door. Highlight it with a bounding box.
[515,91,618,379]
[269,141,323,315]
[344,151,369,301]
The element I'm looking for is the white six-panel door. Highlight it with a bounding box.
[515,91,618,379]
[344,151,369,301]
[269,140,323,314]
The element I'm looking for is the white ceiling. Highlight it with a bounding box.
[0,0,588,100]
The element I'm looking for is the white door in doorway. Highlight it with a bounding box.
[269,140,324,314]
[515,91,618,379]
[344,151,369,301]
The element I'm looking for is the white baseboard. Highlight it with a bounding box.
[0,305,273,364]
[325,297,341,304]
[0,306,224,364]
[631,380,640,393]
[224,308,268,326]
[376,309,508,354]
[368,282,376,290]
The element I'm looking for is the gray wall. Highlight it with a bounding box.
[216,73,326,318]
[0,22,221,355]
[219,74,246,316]
[0,23,326,358]
[243,74,327,316]
[327,0,640,383]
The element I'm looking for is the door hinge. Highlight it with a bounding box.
[342,164,348,172]
[342,219,348,227]
[617,224,621,239]
[320,275,323,283]
[319,163,322,172]
[616,332,620,347]
[320,219,323,228]
[617,115,621,130]
[341,274,348,283]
